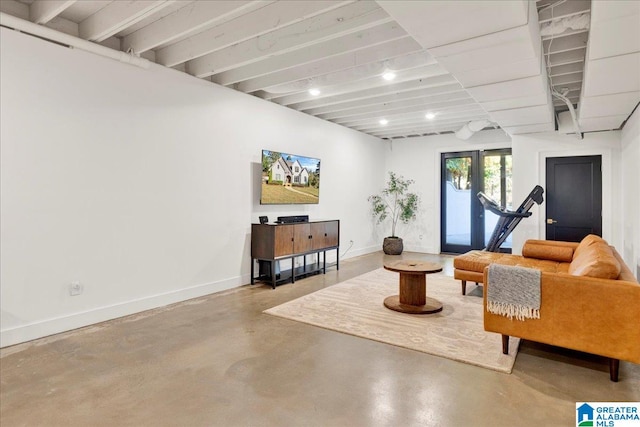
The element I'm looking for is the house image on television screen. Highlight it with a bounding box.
[261,150,320,204]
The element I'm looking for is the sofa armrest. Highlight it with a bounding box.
[522,239,579,262]
[483,267,640,364]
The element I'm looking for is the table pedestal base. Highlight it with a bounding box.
[383,295,443,314]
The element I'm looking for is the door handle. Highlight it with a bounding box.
[546,218,558,224]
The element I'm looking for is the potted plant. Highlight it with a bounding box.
[368,172,420,255]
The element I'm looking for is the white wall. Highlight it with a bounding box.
[383,129,512,253]
[0,28,386,347]
[384,127,627,257]
[620,106,640,278]
[510,130,622,254]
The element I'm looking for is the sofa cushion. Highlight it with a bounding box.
[453,251,508,272]
[454,251,565,274]
[569,238,621,279]
[573,234,606,259]
[522,241,574,263]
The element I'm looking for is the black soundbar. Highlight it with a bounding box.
[276,215,309,224]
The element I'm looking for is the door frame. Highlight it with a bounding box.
[545,155,602,241]
[440,149,512,253]
[537,149,614,243]
[440,151,482,253]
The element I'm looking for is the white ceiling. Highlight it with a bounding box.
[1,0,638,139]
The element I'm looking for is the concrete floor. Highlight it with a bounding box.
[1,251,638,426]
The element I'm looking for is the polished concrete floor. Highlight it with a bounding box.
[1,251,639,426]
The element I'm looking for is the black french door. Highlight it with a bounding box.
[441,151,481,253]
[441,149,512,254]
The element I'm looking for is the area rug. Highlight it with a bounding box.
[264,268,519,373]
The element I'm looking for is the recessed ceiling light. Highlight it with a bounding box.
[382,72,396,81]
[308,88,321,96]
[379,119,388,125]
[425,112,436,120]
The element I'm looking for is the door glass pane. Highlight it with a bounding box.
[483,153,513,248]
[444,157,472,245]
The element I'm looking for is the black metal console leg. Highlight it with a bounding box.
[290,257,295,284]
[322,250,326,274]
[251,258,255,285]
[271,260,276,289]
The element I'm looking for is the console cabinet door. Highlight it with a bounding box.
[274,225,295,257]
[293,223,312,253]
[311,221,340,250]
[324,221,340,247]
[310,223,327,250]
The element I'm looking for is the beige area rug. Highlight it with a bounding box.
[264,268,520,373]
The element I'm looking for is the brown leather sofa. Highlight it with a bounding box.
[453,235,640,381]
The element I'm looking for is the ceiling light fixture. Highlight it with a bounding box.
[382,72,396,81]
[425,112,436,120]
[379,119,388,125]
[308,88,321,96]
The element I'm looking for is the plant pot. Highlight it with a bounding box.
[383,237,403,255]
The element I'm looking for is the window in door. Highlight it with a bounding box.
[482,150,513,249]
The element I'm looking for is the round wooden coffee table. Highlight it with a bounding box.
[383,260,443,314]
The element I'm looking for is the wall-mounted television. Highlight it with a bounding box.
[261,150,321,204]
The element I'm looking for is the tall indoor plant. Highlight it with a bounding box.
[368,172,420,255]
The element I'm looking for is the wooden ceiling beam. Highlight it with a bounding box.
[187,2,388,78]
[288,70,453,110]
[353,108,487,132]
[207,20,404,83]
[302,83,464,116]
[79,0,175,42]
[155,1,351,67]
[122,1,264,54]
[236,37,421,93]
[331,98,477,126]
[268,59,443,105]
[317,91,471,121]
[30,0,76,24]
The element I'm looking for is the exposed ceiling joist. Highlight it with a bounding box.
[237,36,421,93]
[155,1,349,67]
[302,84,464,116]
[187,2,389,78]
[2,0,637,139]
[269,59,443,104]
[29,0,76,24]
[207,20,404,83]
[121,1,263,54]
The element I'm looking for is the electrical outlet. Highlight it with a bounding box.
[69,281,83,296]
[349,240,354,245]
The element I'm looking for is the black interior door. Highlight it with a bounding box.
[545,155,602,241]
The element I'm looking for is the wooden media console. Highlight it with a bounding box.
[250,220,340,288]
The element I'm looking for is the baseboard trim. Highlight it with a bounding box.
[342,245,379,259]
[403,245,438,254]
[1,245,385,348]
[0,274,249,348]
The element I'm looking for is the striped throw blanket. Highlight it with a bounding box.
[487,264,541,321]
